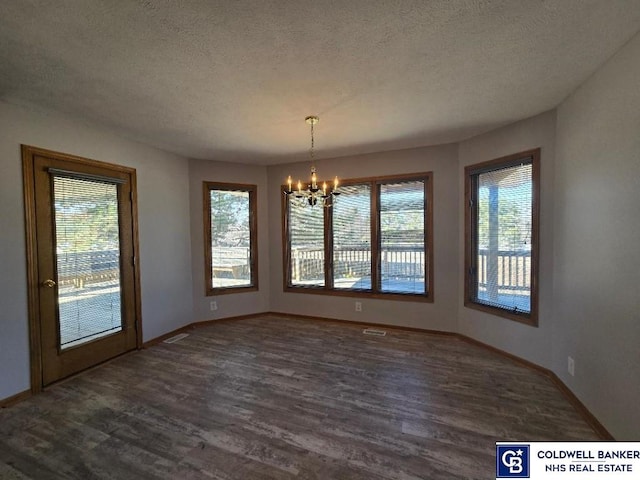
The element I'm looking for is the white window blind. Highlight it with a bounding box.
[332,184,371,290]
[53,176,123,348]
[474,162,532,313]
[289,198,325,287]
[379,180,425,294]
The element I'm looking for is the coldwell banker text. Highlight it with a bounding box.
[539,450,638,473]
[538,450,640,460]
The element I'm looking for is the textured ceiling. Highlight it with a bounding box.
[1,1,640,165]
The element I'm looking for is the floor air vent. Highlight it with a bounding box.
[163,333,189,344]
[363,328,386,337]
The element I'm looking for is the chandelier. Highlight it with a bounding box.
[284,116,340,207]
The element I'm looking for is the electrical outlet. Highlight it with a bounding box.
[355,301,362,312]
[568,356,575,376]
[210,301,218,311]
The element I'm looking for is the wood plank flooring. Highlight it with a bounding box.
[0,315,599,479]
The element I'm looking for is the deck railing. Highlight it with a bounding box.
[290,246,531,294]
[56,249,120,288]
[290,246,425,282]
[290,247,325,282]
[57,247,530,292]
[477,248,531,295]
[211,246,251,279]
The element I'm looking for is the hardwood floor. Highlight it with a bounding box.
[0,315,599,479]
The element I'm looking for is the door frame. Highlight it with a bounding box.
[22,145,143,393]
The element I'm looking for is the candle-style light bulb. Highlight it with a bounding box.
[334,176,339,189]
[322,182,327,195]
[311,171,317,189]
[287,175,292,192]
[297,180,302,193]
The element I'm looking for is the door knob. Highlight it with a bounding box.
[42,279,56,288]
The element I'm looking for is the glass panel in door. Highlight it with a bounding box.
[53,176,123,349]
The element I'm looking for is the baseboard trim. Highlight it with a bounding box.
[4,310,614,439]
[546,372,614,440]
[268,311,613,440]
[142,312,268,348]
[455,334,613,440]
[0,389,31,408]
[458,334,547,374]
[191,312,267,329]
[142,324,193,348]
[265,311,458,337]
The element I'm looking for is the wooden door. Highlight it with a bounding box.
[23,146,141,388]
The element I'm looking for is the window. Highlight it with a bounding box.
[379,180,426,294]
[464,149,540,325]
[204,182,258,295]
[283,173,433,301]
[289,195,325,287]
[333,183,371,290]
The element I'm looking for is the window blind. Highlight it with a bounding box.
[474,162,532,313]
[332,184,371,290]
[53,176,122,348]
[289,198,325,286]
[379,180,425,294]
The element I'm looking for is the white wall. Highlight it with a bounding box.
[457,110,557,369]
[553,33,640,440]
[267,144,459,331]
[188,158,270,321]
[0,101,193,400]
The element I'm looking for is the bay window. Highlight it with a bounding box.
[283,172,433,301]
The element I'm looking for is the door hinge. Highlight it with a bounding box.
[132,256,136,266]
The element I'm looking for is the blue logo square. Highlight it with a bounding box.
[496,444,530,478]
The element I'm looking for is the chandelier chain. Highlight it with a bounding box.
[310,121,315,160]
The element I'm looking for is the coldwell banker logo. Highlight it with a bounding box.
[496,444,530,478]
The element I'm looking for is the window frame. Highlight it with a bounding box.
[204,181,258,296]
[464,149,540,326]
[282,172,433,302]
